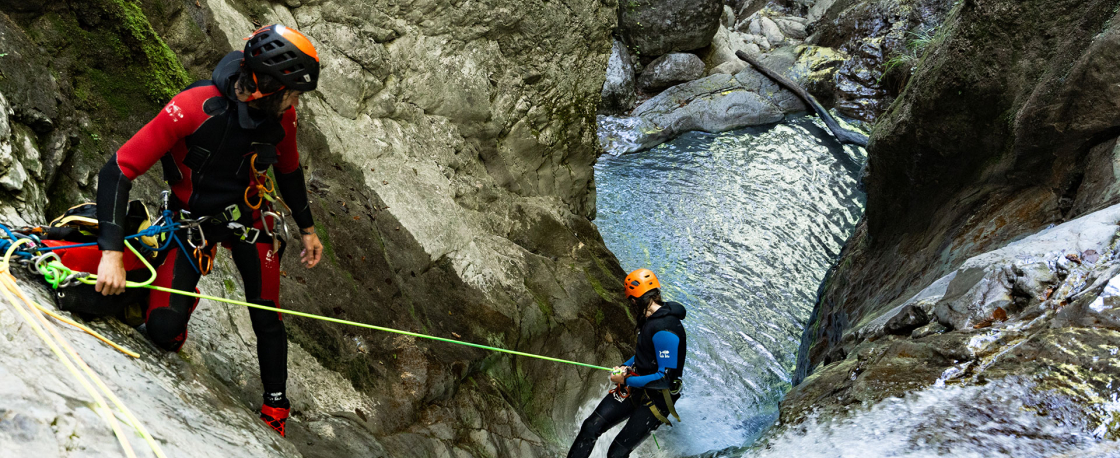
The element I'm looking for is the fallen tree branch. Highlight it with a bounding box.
[735,50,869,147]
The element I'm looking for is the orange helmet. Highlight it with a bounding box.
[624,268,661,299]
[243,24,320,98]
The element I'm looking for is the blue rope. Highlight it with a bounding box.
[0,213,185,262]
[0,226,34,258]
[170,232,200,274]
[34,220,182,253]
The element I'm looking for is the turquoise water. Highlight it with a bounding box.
[591,115,867,455]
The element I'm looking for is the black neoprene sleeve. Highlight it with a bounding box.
[96,153,133,252]
[274,165,314,229]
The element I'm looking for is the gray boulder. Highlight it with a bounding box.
[619,0,723,56]
[709,60,747,75]
[637,52,705,91]
[704,23,761,70]
[600,38,637,114]
[774,16,808,40]
[599,51,810,154]
[759,16,785,46]
[883,304,930,335]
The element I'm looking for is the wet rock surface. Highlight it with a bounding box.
[788,0,1120,446]
[598,44,861,155]
[598,49,814,154]
[0,0,634,456]
[783,204,1120,442]
[807,0,955,122]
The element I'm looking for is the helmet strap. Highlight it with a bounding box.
[245,72,285,102]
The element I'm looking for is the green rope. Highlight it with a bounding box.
[39,261,72,289]
[69,240,612,372]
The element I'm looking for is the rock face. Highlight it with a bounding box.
[784,204,1120,441]
[600,38,637,115]
[808,0,955,122]
[619,0,723,57]
[0,0,633,457]
[788,0,1120,439]
[637,53,705,91]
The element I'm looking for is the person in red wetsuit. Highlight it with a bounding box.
[93,24,324,437]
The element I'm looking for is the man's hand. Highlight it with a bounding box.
[300,230,323,268]
[609,366,630,384]
[95,250,127,296]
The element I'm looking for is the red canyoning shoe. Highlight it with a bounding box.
[260,400,290,437]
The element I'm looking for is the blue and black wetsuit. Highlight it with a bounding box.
[568,301,687,458]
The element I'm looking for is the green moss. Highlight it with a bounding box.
[36,1,191,124]
[105,0,191,102]
[224,279,236,295]
[582,266,613,303]
[524,279,554,317]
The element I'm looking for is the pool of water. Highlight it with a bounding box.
[586,114,867,456]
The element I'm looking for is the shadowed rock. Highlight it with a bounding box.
[601,38,637,115]
[619,0,723,56]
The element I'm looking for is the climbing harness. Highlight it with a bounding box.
[608,367,683,425]
[643,379,683,426]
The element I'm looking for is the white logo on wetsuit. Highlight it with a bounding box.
[659,350,670,359]
[165,101,184,122]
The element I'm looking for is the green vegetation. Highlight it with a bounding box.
[107,0,192,102]
[314,220,336,263]
[39,0,191,119]
[880,26,941,90]
[879,0,964,98]
[525,279,554,317]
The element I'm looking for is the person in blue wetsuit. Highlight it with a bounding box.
[568,268,687,458]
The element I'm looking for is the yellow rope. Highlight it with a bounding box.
[32,301,140,358]
[2,240,166,458]
[0,241,136,458]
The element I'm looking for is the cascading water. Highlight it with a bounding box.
[583,115,867,456]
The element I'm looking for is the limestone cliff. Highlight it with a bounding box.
[0,0,632,456]
[788,0,1120,438]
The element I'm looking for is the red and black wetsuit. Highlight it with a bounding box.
[96,51,314,396]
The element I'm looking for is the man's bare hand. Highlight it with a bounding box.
[609,366,629,384]
[95,251,127,296]
[300,231,323,268]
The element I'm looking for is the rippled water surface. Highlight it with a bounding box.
[588,115,867,456]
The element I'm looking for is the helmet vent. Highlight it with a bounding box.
[264,51,298,66]
[244,24,320,91]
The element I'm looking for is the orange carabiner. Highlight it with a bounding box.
[245,186,263,210]
[244,153,276,210]
[257,172,275,194]
[193,245,215,276]
[609,383,632,399]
